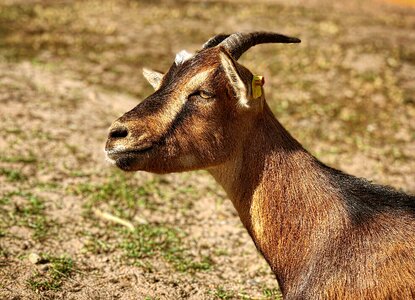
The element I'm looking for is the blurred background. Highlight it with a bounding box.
[0,0,414,299]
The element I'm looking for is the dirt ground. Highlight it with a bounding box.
[0,0,414,299]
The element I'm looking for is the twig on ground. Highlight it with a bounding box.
[92,209,135,231]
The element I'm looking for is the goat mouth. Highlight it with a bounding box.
[106,145,154,161]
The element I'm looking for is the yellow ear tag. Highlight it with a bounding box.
[252,75,265,99]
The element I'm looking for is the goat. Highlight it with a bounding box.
[105,32,415,299]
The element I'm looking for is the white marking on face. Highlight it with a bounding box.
[105,145,126,155]
[174,50,193,65]
[105,145,126,164]
[105,155,116,165]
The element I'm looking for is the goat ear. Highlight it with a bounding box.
[142,68,164,90]
[219,51,250,108]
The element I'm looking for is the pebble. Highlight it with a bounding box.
[21,241,32,250]
[39,264,49,272]
[28,253,42,264]
[247,279,259,286]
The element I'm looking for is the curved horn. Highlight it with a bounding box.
[218,31,301,60]
[202,34,231,49]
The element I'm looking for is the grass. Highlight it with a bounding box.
[0,191,52,241]
[0,154,37,164]
[83,236,112,255]
[16,193,50,241]
[81,221,213,273]
[70,171,160,218]
[210,287,235,300]
[120,224,213,272]
[208,286,282,300]
[35,181,61,191]
[71,170,201,219]
[26,254,75,292]
[0,167,27,182]
[262,287,282,300]
[71,171,213,273]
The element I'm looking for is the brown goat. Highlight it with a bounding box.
[105,32,415,299]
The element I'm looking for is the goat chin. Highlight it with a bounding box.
[104,155,116,166]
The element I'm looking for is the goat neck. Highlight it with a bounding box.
[208,103,348,295]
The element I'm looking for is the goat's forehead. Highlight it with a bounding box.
[184,67,215,87]
[162,50,219,84]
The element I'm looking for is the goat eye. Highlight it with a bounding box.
[188,90,214,101]
[199,90,214,99]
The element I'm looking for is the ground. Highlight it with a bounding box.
[0,0,414,299]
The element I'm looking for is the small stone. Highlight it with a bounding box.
[28,253,41,264]
[247,279,259,286]
[39,264,49,272]
[21,241,30,250]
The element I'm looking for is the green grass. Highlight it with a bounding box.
[27,254,75,292]
[0,191,52,241]
[87,238,112,254]
[0,154,37,164]
[121,224,213,272]
[262,287,282,300]
[17,193,50,241]
[210,286,235,300]
[35,181,61,191]
[82,223,213,273]
[72,171,213,273]
[208,286,282,300]
[70,171,160,219]
[0,167,27,182]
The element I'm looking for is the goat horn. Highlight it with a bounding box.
[218,31,301,60]
[202,34,231,49]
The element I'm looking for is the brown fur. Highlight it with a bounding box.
[209,105,415,299]
[106,46,415,299]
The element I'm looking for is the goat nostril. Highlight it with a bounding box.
[109,126,128,139]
